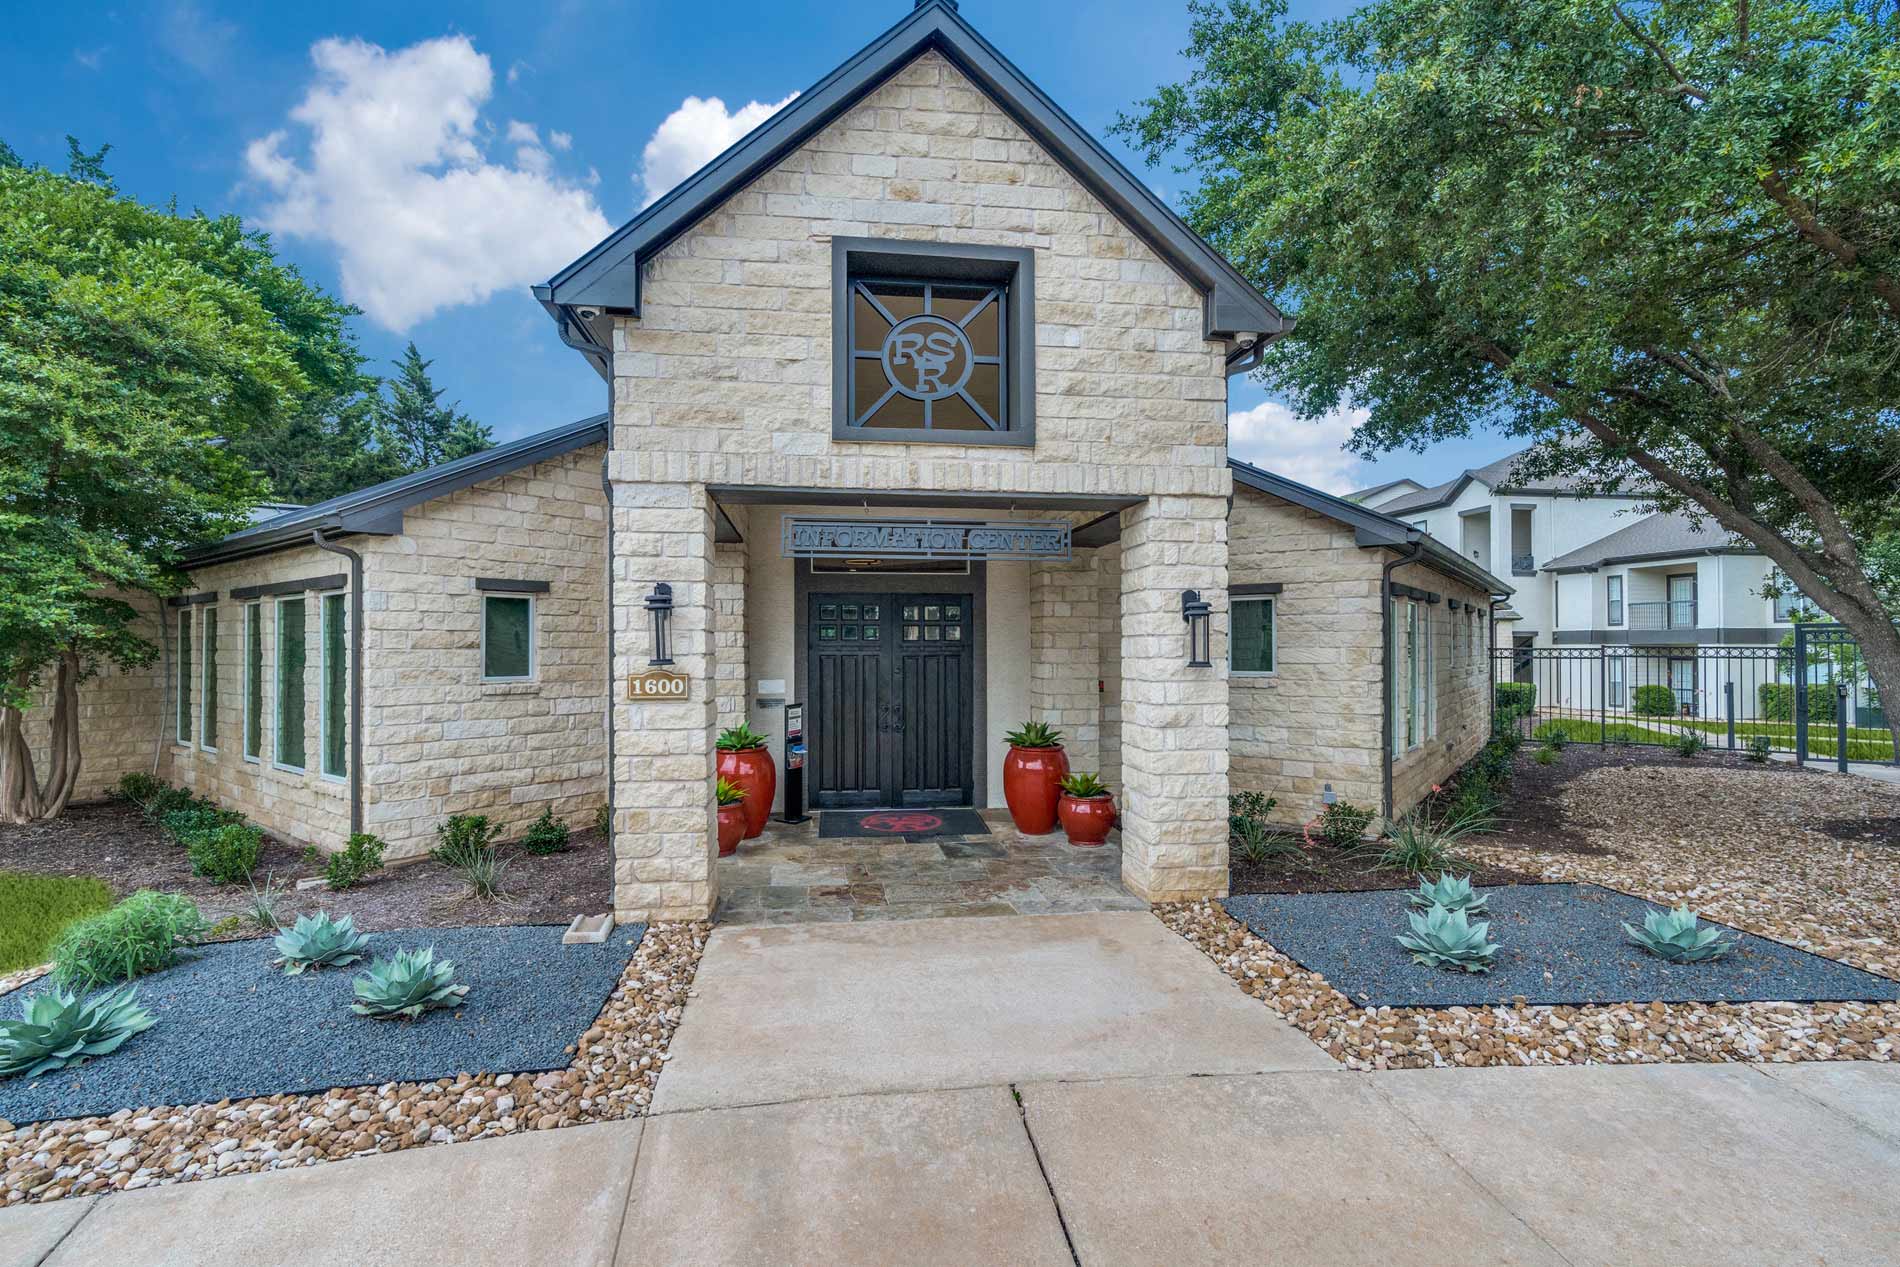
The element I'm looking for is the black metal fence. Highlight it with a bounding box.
[1491,624,1896,770]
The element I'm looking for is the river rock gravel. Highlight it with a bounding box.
[0,920,707,1208]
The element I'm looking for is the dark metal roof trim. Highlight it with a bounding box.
[186,414,610,569]
[1227,457,1513,598]
[708,485,1143,513]
[229,575,347,600]
[1233,582,1283,596]
[1544,546,1754,574]
[1071,510,1122,549]
[475,578,551,594]
[165,592,218,608]
[539,0,1286,364]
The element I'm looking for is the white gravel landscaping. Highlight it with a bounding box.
[0,921,708,1208]
[1166,756,1900,1071]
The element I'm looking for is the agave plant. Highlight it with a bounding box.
[1396,905,1499,973]
[0,986,157,1079]
[1623,906,1736,963]
[273,912,372,976]
[351,948,470,1020]
[1003,720,1063,748]
[1408,873,1489,916]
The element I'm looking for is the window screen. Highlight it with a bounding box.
[200,607,218,750]
[322,593,346,778]
[176,609,192,744]
[245,604,263,760]
[277,597,306,769]
[1231,598,1275,674]
[483,596,534,680]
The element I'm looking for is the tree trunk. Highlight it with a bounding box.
[1813,599,1900,766]
[0,651,85,823]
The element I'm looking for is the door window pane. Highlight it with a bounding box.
[276,598,306,769]
[483,596,534,680]
[322,593,347,777]
[1231,598,1275,674]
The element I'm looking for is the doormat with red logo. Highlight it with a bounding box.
[817,809,991,840]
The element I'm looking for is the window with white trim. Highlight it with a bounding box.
[482,595,535,682]
[1607,575,1624,627]
[199,605,219,752]
[1230,596,1276,675]
[243,603,262,761]
[175,608,192,745]
[321,593,347,779]
[275,596,306,771]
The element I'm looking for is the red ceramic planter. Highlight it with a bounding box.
[716,802,747,857]
[1002,744,1069,835]
[1057,793,1116,847]
[717,746,777,839]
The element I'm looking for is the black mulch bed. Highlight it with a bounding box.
[1229,835,1539,895]
[0,923,645,1125]
[0,800,614,932]
[1818,816,1900,849]
[1222,883,1900,1010]
[817,808,992,840]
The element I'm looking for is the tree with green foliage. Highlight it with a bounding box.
[1120,0,1900,754]
[372,342,494,474]
[0,144,358,821]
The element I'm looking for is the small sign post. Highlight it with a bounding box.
[781,702,807,824]
[626,668,690,700]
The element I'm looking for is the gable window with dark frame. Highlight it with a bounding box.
[831,238,1035,447]
[482,594,536,682]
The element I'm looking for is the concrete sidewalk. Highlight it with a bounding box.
[7,912,1900,1266]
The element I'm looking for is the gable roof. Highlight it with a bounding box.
[536,0,1289,379]
[1228,459,1512,598]
[1343,478,1422,506]
[186,413,610,568]
[1372,445,1637,515]
[1540,511,1754,573]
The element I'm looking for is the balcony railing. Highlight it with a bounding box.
[1510,552,1536,576]
[1629,599,1697,630]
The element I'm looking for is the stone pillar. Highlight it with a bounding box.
[611,480,718,923]
[1118,495,1229,902]
[712,505,749,734]
[1095,542,1123,794]
[1029,552,1103,771]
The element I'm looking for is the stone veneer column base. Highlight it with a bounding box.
[1116,495,1230,904]
[611,480,719,924]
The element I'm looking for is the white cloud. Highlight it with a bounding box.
[548,130,572,151]
[638,92,797,207]
[244,35,611,331]
[1227,400,1371,494]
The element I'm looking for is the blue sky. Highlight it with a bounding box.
[3,0,1509,494]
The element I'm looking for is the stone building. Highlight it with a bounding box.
[28,0,1507,923]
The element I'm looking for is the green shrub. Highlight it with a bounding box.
[188,823,263,885]
[142,785,200,822]
[245,873,285,931]
[50,891,209,990]
[114,772,165,806]
[1534,745,1557,766]
[433,815,507,900]
[160,805,240,848]
[0,985,157,1079]
[1673,730,1705,759]
[1318,800,1374,846]
[1630,684,1678,716]
[325,833,387,890]
[1493,682,1536,716]
[1375,808,1490,875]
[520,808,571,856]
[1745,735,1772,763]
[593,803,612,837]
[714,723,769,750]
[1757,682,1837,723]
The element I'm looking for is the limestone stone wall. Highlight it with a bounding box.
[606,48,1236,917]
[1028,552,1106,773]
[158,545,355,851]
[1228,487,1493,828]
[17,591,168,806]
[355,444,610,858]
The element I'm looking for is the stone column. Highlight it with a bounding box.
[1028,552,1103,770]
[712,505,749,734]
[610,480,718,923]
[1118,495,1229,902]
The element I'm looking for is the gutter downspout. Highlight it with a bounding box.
[310,530,365,838]
[1380,538,1427,824]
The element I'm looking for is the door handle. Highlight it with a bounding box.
[890,704,904,734]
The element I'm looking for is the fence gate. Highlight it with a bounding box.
[1491,633,1896,770]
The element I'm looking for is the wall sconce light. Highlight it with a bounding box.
[1181,589,1212,668]
[645,582,674,666]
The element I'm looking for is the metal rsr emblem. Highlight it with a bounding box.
[881,314,973,401]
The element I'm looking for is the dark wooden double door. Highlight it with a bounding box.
[808,592,973,808]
